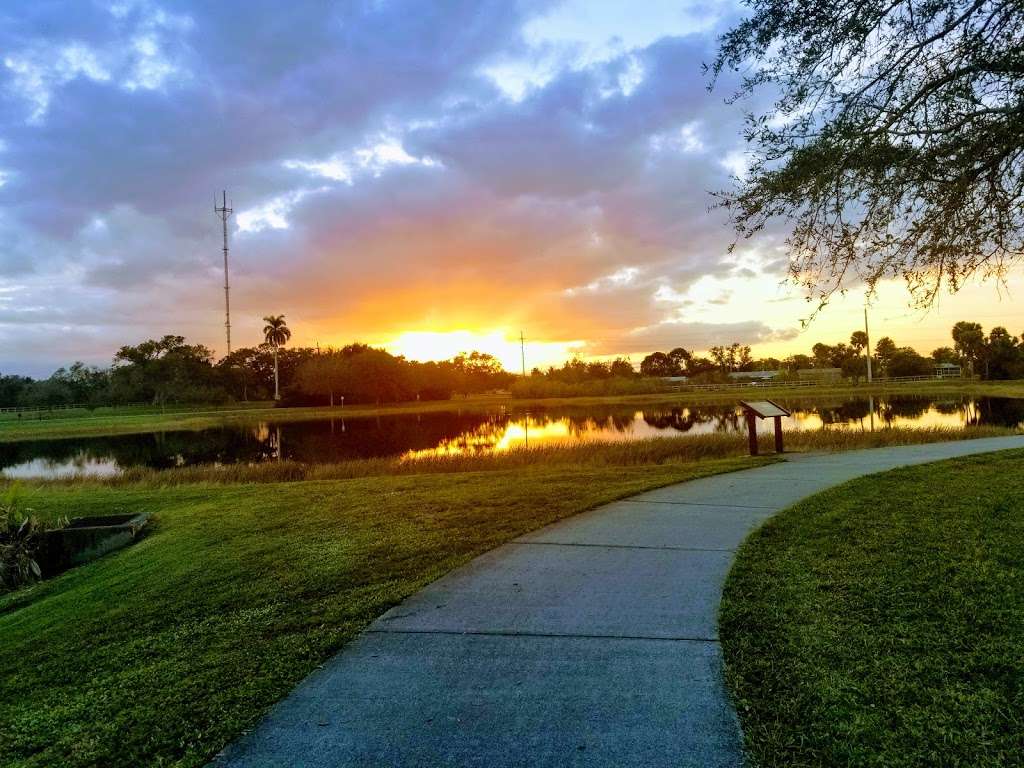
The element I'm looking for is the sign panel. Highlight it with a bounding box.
[739,400,791,419]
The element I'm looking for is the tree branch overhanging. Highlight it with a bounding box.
[712,0,1024,308]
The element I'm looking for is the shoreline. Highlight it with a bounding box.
[1,379,1021,443]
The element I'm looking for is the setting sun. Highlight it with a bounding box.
[385,330,583,373]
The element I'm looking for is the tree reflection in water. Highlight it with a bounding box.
[3,396,1022,478]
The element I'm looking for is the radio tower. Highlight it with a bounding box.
[214,190,233,354]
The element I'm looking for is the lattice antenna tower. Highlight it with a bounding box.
[214,190,234,354]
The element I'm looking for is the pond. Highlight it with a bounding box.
[3,395,1023,479]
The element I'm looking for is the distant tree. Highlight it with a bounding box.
[706,343,753,374]
[609,358,635,377]
[344,348,412,404]
[713,0,1024,308]
[709,346,729,373]
[0,374,33,408]
[752,357,782,371]
[217,346,263,401]
[849,331,871,380]
[667,347,691,376]
[784,354,813,372]
[811,343,834,369]
[49,362,109,406]
[583,361,612,380]
[409,360,459,400]
[874,337,898,376]
[831,344,856,369]
[112,335,219,404]
[686,356,717,376]
[840,354,867,382]
[733,343,754,372]
[293,347,480,406]
[931,347,959,365]
[262,315,292,401]
[985,327,1022,380]
[952,321,986,376]
[17,377,74,408]
[294,353,348,406]
[451,351,513,393]
[887,347,932,378]
[640,352,674,377]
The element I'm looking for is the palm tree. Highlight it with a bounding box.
[262,315,291,400]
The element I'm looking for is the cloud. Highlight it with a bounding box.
[587,319,799,357]
[0,0,807,375]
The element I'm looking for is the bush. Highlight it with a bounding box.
[0,484,66,592]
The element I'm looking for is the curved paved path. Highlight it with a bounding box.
[214,436,1024,768]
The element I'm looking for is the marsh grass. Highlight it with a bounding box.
[23,424,1013,488]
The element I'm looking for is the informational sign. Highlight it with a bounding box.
[739,400,791,455]
[739,400,791,419]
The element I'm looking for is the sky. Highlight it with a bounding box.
[1,0,1023,377]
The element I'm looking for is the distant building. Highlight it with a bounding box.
[660,375,689,390]
[728,370,779,381]
[934,362,962,379]
[797,367,842,381]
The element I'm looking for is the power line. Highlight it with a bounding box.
[214,190,233,354]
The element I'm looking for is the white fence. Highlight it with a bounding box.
[670,373,966,393]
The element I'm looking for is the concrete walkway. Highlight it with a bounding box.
[213,436,1024,768]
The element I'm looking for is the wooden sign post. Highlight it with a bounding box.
[739,400,792,456]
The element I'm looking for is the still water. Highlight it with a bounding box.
[3,396,1023,479]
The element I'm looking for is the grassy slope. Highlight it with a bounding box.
[2,379,1019,442]
[721,450,1024,768]
[0,457,761,768]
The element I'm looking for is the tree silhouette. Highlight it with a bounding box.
[262,315,292,401]
[952,321,986,377]
[712,1,1024,307]
[874,337,898,376]
[640,352,675,377]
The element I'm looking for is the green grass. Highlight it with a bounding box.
[0,455,764,768]
[721,449,1024,767]
[2,378,1019,442]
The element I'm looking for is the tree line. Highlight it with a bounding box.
[0,334,512,409]
[523,321,1024,386]
[3,320,1023,409]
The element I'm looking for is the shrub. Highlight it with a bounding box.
[0,484,66,592]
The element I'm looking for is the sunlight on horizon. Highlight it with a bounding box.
[384,330,585,373]
[395,404,987,462]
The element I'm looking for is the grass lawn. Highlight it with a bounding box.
[0,455,762,768]
[2,378,1019,442]
[721,449,1024,767]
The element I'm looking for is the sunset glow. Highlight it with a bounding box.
[1,1,1021,376]
[6,4,1024,768]
[385,330,584,373]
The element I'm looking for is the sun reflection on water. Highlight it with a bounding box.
[399,400,1001,460]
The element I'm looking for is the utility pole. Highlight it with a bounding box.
[519,331,526,377]
[214,190,233,354]
[864,305,873,384]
